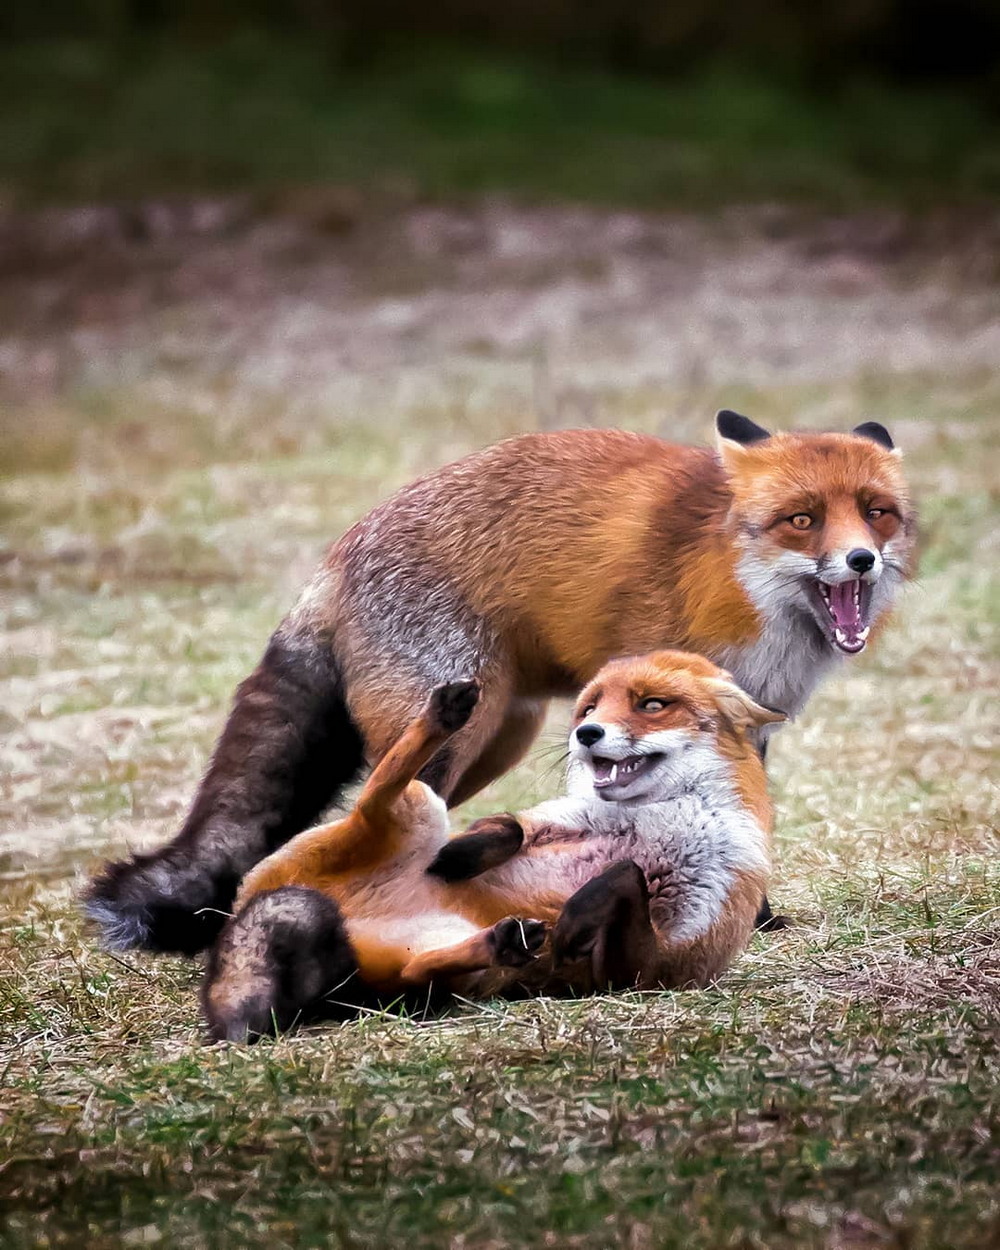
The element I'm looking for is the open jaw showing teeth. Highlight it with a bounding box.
[815,579,871,654]
[590,754,658,789]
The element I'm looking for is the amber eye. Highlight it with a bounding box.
[789,513,814,530]
[578,703,596,718]
[867,508,885,521]
[638,698,671,712]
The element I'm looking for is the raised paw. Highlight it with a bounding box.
[489,917,548,967]
[428,680,481,734]
[427,815,524,881]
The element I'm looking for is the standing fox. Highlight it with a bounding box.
[203,652,781,1041]
[87,411,915,954]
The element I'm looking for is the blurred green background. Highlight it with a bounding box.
[2,0,999,208]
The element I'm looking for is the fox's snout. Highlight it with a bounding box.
[575,723,605,748]
[817,544,883,584]
[846,548,876,574]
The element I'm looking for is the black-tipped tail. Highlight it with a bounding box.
[201,887,359,1042]
[84,859,239,956]
[84,628,365,956]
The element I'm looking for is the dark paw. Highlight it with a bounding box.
[427,815,524,881]
[755,896,791,932]
[551,860,647,965]
[490,917,547,967]
[429,680,481,733]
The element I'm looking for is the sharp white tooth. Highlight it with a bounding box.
[609,763,618,783]
[835,628,847,644]
[858,626,870,640]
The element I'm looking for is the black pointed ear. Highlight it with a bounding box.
[852,421,894,451]
[716,410,771,446]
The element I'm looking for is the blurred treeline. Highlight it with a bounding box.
[2,2,999,207]
[4,0,999,92]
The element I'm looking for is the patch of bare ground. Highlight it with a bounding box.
[4,199,1000,460]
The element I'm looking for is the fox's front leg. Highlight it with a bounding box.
[432,830,619,933]
[426,814,525,882]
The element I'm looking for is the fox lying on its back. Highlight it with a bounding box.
[430,649,785,997]
[88,411,916,956]
[202,652,783,1040]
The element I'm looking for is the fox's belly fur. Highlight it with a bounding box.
[512,790,769,945]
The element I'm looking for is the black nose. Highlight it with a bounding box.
[575,723,605,747]
[846,548,876,574]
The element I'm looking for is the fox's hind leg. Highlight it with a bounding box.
[356,680,480,830]
[551,861,662,992]
[236,680,481,906]
[202,887,361,1042]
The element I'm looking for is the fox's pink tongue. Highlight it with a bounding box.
[829,581,862,634]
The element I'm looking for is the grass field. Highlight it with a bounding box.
[1,198,998,1246]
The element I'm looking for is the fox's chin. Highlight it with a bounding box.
[593,779,657,803]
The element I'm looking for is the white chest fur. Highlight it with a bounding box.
[526,766,768,944]
[718,607,836,726]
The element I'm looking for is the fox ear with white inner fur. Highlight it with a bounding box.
[852,421,897,452]
[706,678,788,734]
[715,410,772,461]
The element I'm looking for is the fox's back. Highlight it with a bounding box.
[323,429,724,684]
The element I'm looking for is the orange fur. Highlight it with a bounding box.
[215,652,780,1019]
[91,416,917,967]
[314,424,914,802]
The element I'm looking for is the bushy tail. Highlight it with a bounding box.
[84,629,366,955]
[201,887,360,1042]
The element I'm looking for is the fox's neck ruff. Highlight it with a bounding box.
[718,598,836,724]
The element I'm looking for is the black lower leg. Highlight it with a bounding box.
[754,737,789,931]
[426,815,524,881]
[417,746,453,798]
[754,897,790,931]
[552,861,659,990]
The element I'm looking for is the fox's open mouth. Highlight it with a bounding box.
[590,753,662,789]
[810,578,872,654]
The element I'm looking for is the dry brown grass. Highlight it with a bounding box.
[1,202,998,1248]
